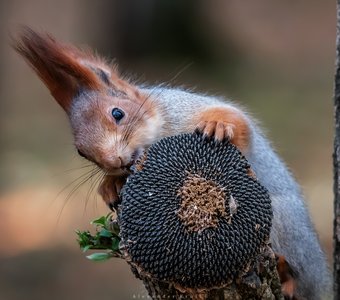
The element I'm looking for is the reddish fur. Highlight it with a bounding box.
[74,90,157,168]
[13,28,248,210]
[276,254,298,299]
[12,27,104,111]
[247,168,257,179]
[12,26,155,118]
[194,107,250,152]
[110,72,142,100]
[98,175,127,208]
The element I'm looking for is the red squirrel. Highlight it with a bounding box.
[13,27,331,299]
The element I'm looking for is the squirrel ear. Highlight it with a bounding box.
[12,27,103,112]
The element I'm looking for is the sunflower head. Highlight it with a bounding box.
[119,133,272,289]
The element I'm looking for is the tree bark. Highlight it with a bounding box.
[335,1,340,298]
[132,245,283,300]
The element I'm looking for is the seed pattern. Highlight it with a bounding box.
[119,133,272,289]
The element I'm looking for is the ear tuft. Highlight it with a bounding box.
[12,26,104,112]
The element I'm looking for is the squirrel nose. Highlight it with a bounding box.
[110,156,122,169]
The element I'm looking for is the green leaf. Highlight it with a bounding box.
[86,252,111,262]
[111,238,120,251]
[82,245,92,252]
[76,230,92,248]
[91,216,107,227]
[99,229,113,238]
[77,214,121,261]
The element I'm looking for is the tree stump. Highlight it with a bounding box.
[135,244,283,300]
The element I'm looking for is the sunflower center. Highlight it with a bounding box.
[177,173,226,232]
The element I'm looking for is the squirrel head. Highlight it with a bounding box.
[13,27,163,175]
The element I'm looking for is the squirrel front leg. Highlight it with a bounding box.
[193,107,250,153]
[98,175,127,210]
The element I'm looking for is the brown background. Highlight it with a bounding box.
[0,0,336,299]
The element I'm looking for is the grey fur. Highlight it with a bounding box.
[142,86,332,299]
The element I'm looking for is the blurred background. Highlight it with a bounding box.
[0,0,336,299]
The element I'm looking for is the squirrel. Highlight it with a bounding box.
[13,27,331,299]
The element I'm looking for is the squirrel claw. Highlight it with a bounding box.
[108,201,120,212]
[194,107,249,152]
[108,202,116,212]
[196,120,235,142]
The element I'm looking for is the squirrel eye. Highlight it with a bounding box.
[111,108,125,123]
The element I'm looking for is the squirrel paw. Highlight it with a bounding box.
[196,120,236,141]
[194,107,249,152]
[98,175,126,211]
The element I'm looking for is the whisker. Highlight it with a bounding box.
[121,86,158,143]
[55,167,101,225]
[124,87,167,151]
[50,163,94,178]
[83,165,98,214]
[57,169,98,217]
[54,167,99,200]
[168,62,193,86]
[122,111,149,148]
[90,171,107,214]
[64,163,94,171]
[122,86,164,146]
[83,166,104,215]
